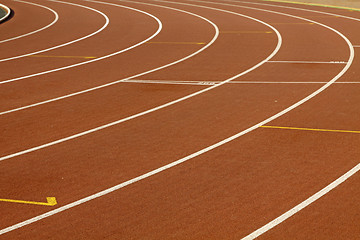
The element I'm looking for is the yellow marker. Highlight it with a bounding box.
[220,31,273,33]
[260,125,360,134]
[146,41,205,45]
[0,197,57,206]
[29,55,96,59]
[271,22,315,25]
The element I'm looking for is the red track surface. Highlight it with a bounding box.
[0,0,359,239]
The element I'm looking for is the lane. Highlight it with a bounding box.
[0,0,355,238]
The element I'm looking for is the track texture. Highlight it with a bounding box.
[0,0,359,239]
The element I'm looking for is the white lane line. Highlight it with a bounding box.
[0,0,109,62]
[354,45,360,47]
[0,0,58,44]
[0,0,282,160]
[267,60,347,64]
[0,0,217,116]
[0,0,161,85]
[0,3,11,22]
[241,163,360,240]
[123,79,360,85]
[0,0,283,234]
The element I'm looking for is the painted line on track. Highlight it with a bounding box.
[0,0,162,85]
[1,0,355,235]
[261,125,360,134]
[0,197,57,206]
[122,79,360,85]
[267,60,347,64]
[0,0,58,44]
[147,41,206,44]
[220,30,272,33]
[0,0,109,63]
[29,55,97,59]
[0,0,219,116]
[0,0,284,234]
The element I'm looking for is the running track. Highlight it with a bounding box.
[0,0,359,239]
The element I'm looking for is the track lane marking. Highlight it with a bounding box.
[1,0,355,235]
[261,125,360,134]
[122,79,360,85]
[0,0,109,63]
[0,197,57,206]
[267,60,347,64]
[0,0,58,44]
[147,41,206,44]
[0,0,162,85]
[29,55,97,59]
[220,31,273,33]
[271,22,314,24]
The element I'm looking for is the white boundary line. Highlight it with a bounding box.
[354,45,360,47]
[0,0,218,116]
[0,0,58,44]
[0,0,162,85]
[0,0,109,62]
[0,3,11,23]
[0,0,284,235]
[123,79,360,85]
[206,0,360,238]
[267,60,347,64]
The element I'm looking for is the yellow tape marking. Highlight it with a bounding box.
[29,55,96,59]
[146,41,205,45]
[0,197,57,206]
[220,31,273,33]
[271,22,315,25]
[260,125,360,134]
[263,0,360,12]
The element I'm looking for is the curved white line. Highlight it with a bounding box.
[0,0,283,234]
[0,0,109,62]
[0,0,161,85]
[0,3,11,22]
[0,0,59,44]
